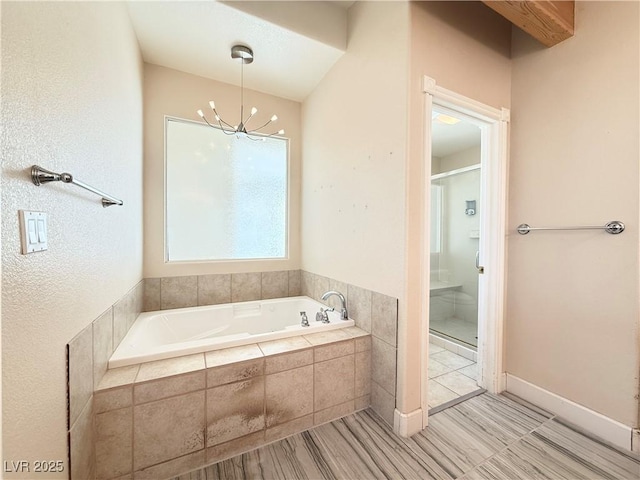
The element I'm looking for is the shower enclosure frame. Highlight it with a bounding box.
[420,76,510,427]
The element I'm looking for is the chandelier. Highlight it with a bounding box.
[197,45,284,140]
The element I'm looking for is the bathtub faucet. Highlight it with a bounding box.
[321,291,348,320]
[316,307,332,324]
[300,311,309,327]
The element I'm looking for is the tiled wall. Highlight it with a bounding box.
[67,280,145,480]
[143,270,301,311]
[300,271,398,426]
[93,330,371,479]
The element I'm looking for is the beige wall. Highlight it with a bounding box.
[404,1,511,413]
[439,145,481,173]
[301,1,512,417]
[143,64,301,278]
[507,1,639,427]
[1,2,143,476]
[300,1,409,299]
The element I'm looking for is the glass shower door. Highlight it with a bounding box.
[429,167,481,348]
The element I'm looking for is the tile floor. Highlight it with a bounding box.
[430,315,478,347]
[173,392,640,480]
[428,342,480,409]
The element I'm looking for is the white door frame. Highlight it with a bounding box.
[420,76,509,426]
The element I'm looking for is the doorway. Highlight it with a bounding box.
[420,76,509,425]
[430,112,481,349]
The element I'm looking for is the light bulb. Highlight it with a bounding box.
[271,114,278,122]
[251,107,258,115]
[278,129,285,135]
[197,109,204,118]
[209,100,216,110]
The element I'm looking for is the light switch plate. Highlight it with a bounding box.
[19,210,48,254]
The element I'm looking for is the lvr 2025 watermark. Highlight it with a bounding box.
[4,460,65,473]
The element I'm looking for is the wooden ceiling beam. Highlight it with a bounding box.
[481,1,575,47]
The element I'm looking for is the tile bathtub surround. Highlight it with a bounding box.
[347,284,372,333]
[371,291,398,347]
[143,270,305,312]
[69,398,95,480]
[67,279,144,480]
[93,329,371,479]
[301,270,399,426]
[113,280,146,350]
[93,308,114,390]
[161,275,198,310]
[261,270,289,299]
[197,274,231,306]
[143,277,161,312]
[231,272,262,302]
[288,270,302,296]
[68,323,94,428]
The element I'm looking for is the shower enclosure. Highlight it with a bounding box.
[430,166,480,347]
[429,107,482,348]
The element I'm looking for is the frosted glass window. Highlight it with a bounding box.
[166,118,288,261]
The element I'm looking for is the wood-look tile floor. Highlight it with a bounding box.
[174,393,640,480]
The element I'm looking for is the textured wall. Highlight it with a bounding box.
[1,2,143,476]
[507,1,639,427]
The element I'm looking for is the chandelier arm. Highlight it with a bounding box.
[243,112,256,128]
[248,119,273,133]
[201,116,217,128]
[264,130,284,138]
[209,106,234,131]
[215,115,237,131]
[218,126,236,136]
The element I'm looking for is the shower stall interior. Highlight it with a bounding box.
[430,165,480,347]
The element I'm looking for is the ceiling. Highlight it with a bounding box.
[126,0,482,156]
[126,1,350,102]
[432,115,481,158]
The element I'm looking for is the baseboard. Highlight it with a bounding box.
[632,429,640,454]
[394,407,423,437]
[506,374,632,451]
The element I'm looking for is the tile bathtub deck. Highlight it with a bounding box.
[173,392,640,480]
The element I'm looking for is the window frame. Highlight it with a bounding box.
[163,115,291,263]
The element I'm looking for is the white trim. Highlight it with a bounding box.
[431,163,480,181]
[506,374,633,451]
[423,75,504,122]
[420,89,434,427]
[394,408,423,438]
[420,77,509,428]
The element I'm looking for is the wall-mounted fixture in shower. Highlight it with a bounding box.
[465,200,476,216]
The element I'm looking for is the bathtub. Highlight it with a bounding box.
[109,296,354,368]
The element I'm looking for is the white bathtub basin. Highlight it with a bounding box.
[109,296,354,368]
